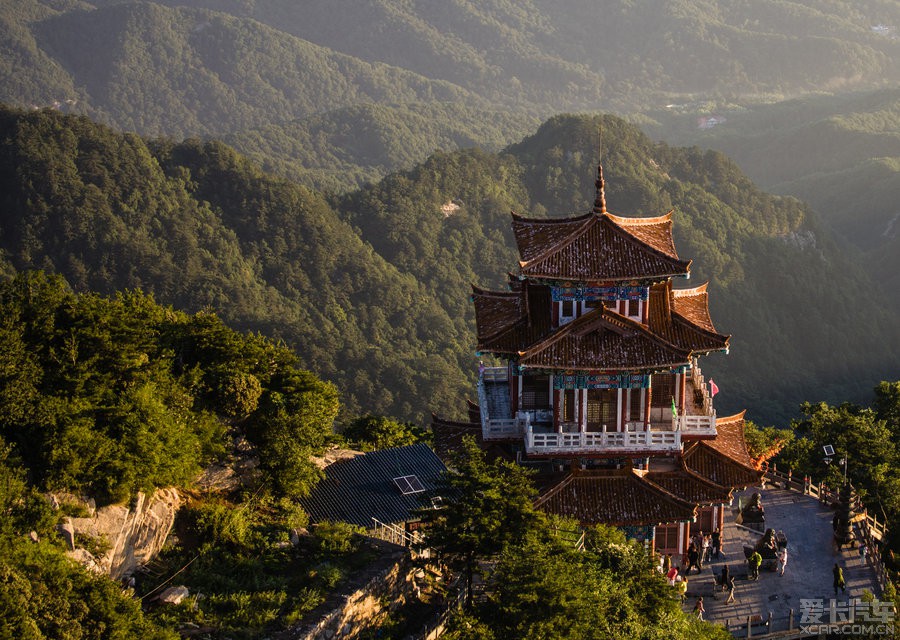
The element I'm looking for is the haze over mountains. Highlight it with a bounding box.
[1,0,899,425]
[7,0,900,132]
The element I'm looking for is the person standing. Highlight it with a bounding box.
[712,528,722,558]
[667,565,679,586]
[701,533,711,565]
[676,576,688,604]
[687,543,701,575]
[720,564,731,593]
[748,551,762,581]
[833,563,846,595]
[663,553,672,574]
[777,547,788,576]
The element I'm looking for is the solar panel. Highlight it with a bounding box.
[393,474,425,495]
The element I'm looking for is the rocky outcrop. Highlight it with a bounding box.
[311,447,364,470]
[62,488,181,580]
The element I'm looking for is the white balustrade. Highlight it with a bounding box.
[525,424,681,454]
[678,413,717,436]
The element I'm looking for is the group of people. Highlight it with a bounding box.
[662,524,794,619]
[746,529,789,581]
[682,529,722,575]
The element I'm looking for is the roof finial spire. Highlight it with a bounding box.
[593,123,607,215]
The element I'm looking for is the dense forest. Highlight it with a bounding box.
[0,271,349,636]
[0,105,474,423]
[643,88,900,309]
[3,0,899,138]
[2,105,898,425]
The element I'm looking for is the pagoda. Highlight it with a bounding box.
[433,159,763,558]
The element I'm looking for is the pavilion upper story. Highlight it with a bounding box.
[471,165,729,458]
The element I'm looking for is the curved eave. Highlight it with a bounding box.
[672,282,719,334]
[670,312,731,354]
[605,210,681,261]
[515,308,692,371]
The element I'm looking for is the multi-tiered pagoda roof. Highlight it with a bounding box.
[434,157,765,537]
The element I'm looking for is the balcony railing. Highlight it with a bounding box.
[525,424,681,455]
[678,413,717,436]
[478,367,524,441]
[681,360,717,437]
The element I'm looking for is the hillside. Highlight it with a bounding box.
[223,102,539,192]
[154,0,900,111]
[3,0,900,141]
[641,87,900,311]
[2,105,897,425]
[0,106,472,423]
[1,0,483,137]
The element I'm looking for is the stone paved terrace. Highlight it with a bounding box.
[680,486,883,637]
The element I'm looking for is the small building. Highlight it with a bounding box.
[300,443,447,541]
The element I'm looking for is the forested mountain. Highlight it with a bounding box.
[218,0,900,108]
[3,0,899,139]
[223,103,539,193]
[2,105,898,425]
[1,0,483,137]
[342,113,900,423]
[0,106,472,423]
[643,88,900,310]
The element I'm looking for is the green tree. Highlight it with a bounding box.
[445,524,729,640]
[341,414,429,450]
[251,369,340,499]
[422,436,539,606]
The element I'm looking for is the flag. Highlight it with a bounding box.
[671,396,677,417]
[709,378,719,398]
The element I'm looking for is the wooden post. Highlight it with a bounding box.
[789,608,794,629]
[746,616,752,638]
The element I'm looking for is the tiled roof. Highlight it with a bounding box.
[472,286,526,342]
[430,414,514,465]
[709,411,755,468]
[430,414,483,463]
[683,443,762,490]
[473,282,553,354]
[645,461,733,506]
[648,282,729,354]
[299,444,446,528]
[516,306,692,371]
[511,211,691,283]
[681,412,762,490]
[672,283,718,334]
[606,212,680,259]
[512,212,591,263]
[534,469,697,526]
